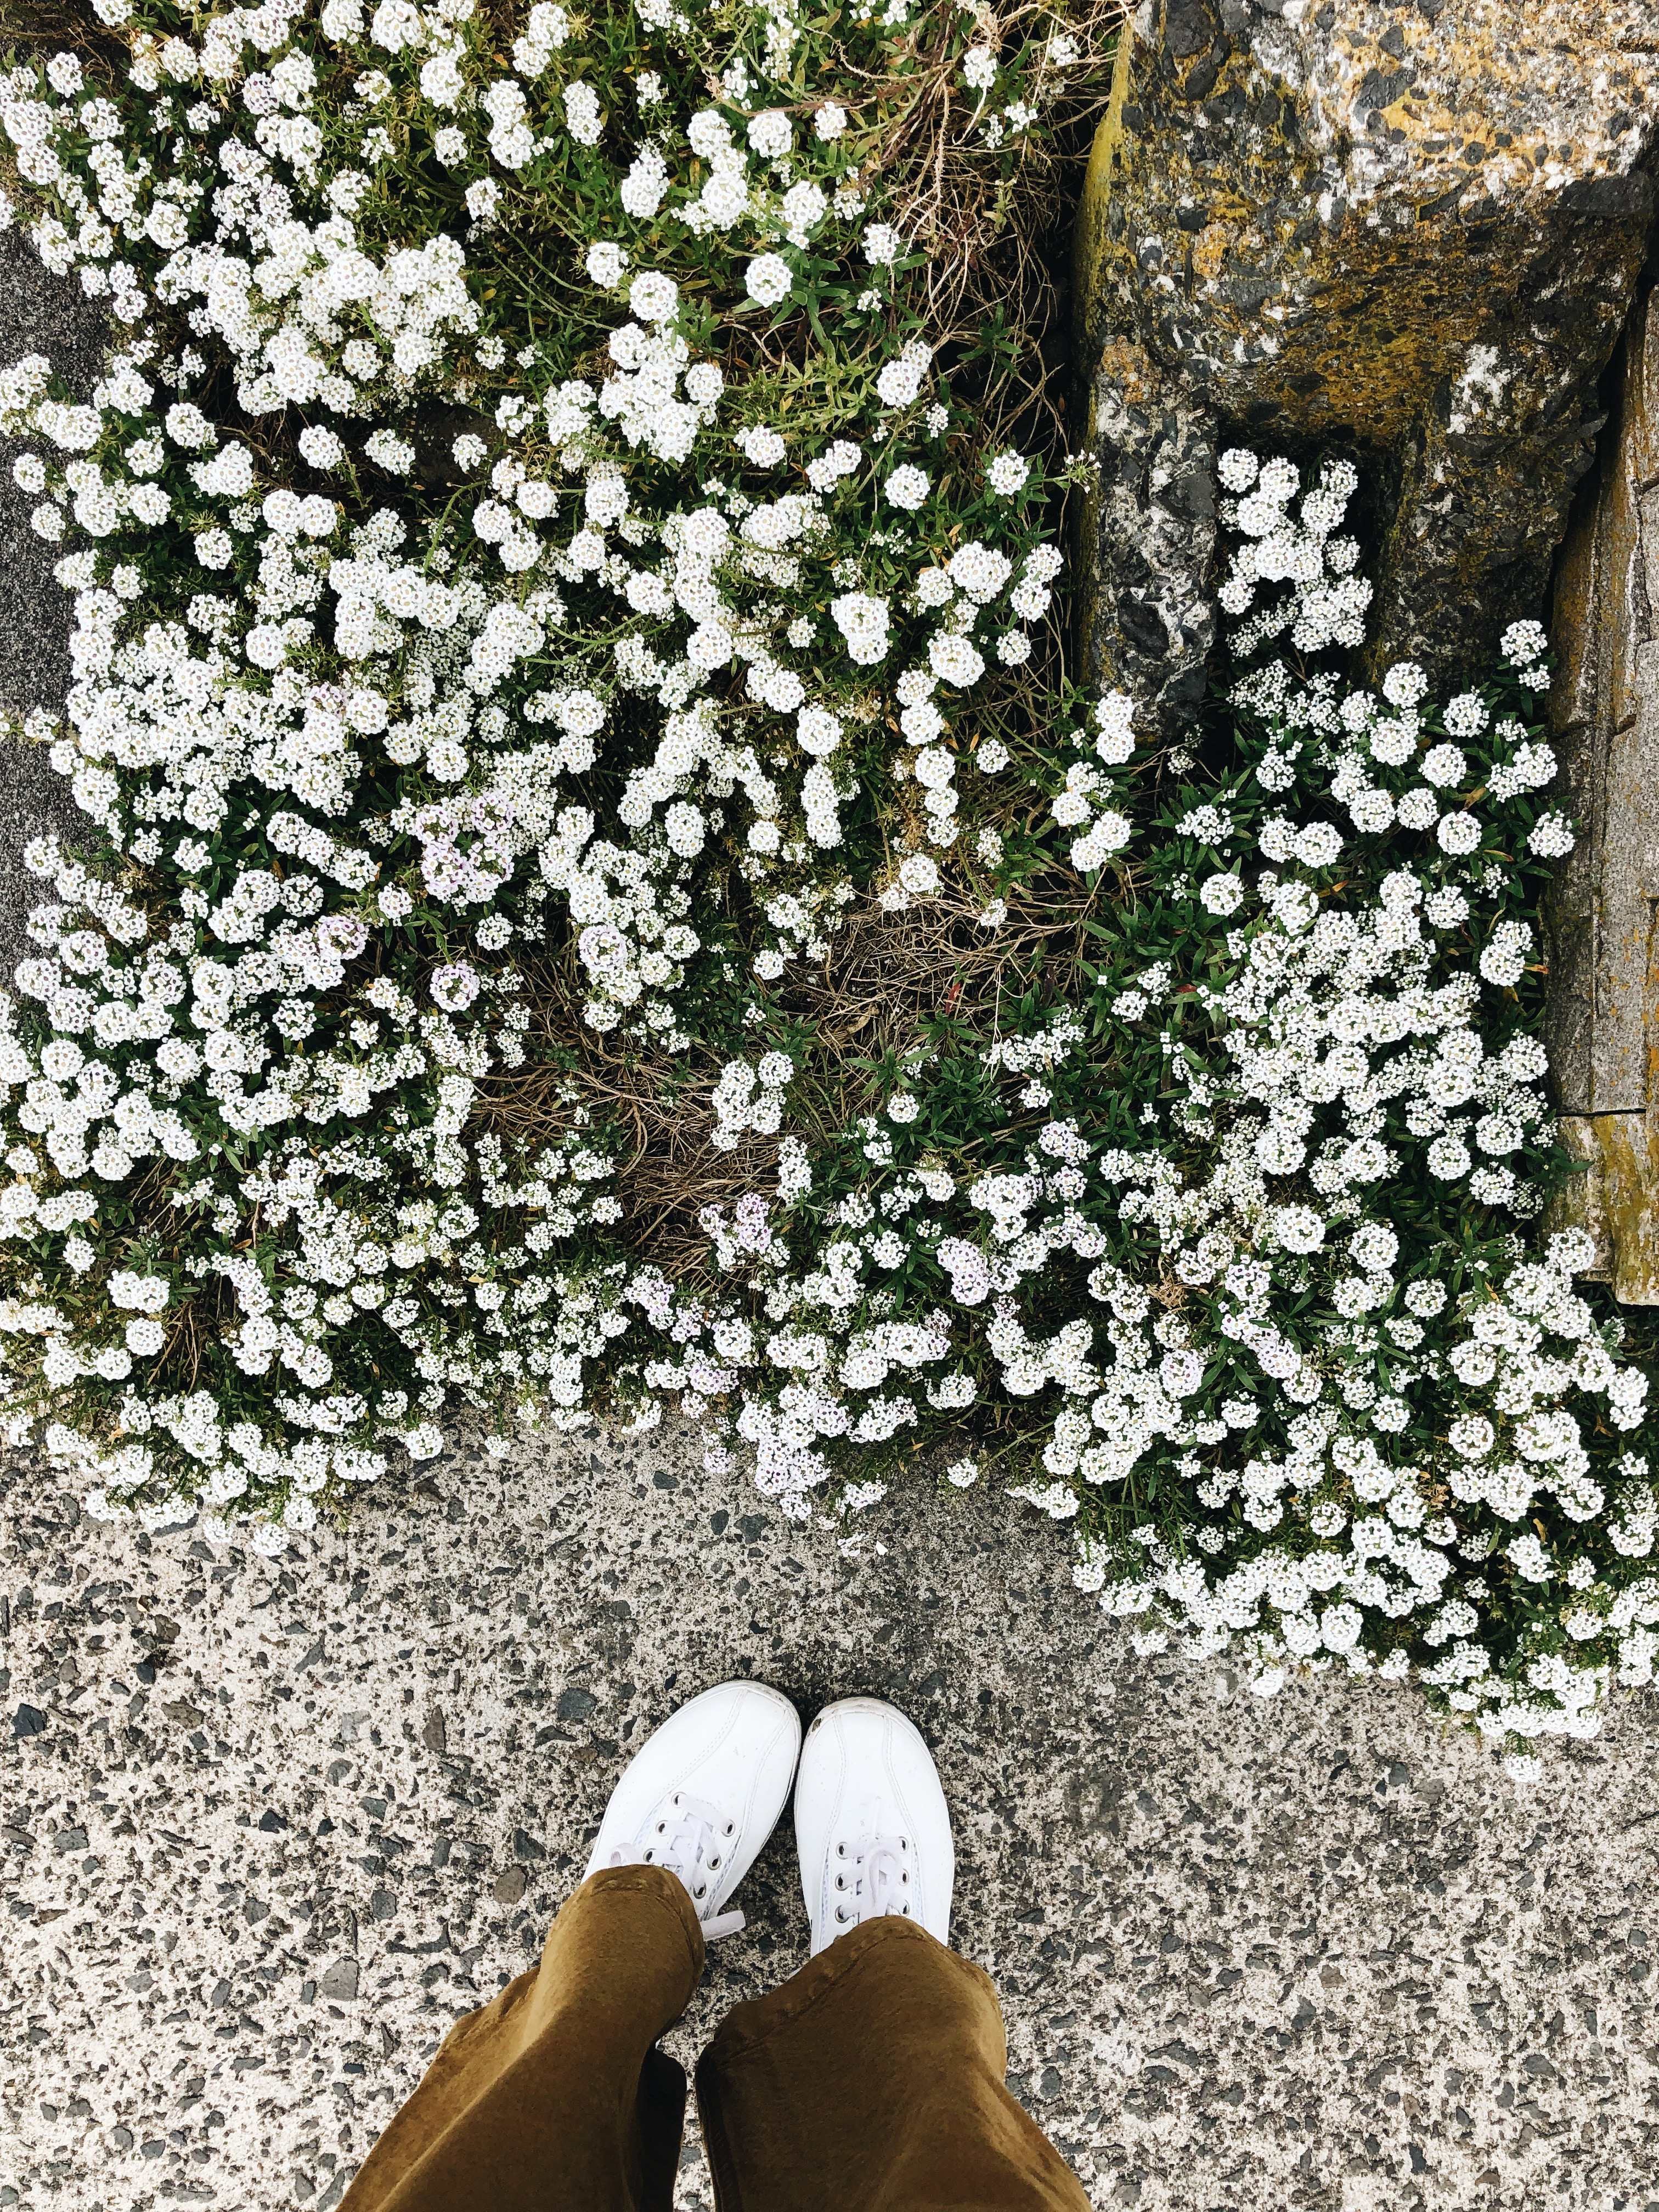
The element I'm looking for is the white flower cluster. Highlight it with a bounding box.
[0,0,1079,1549]
[1051,689,1135,870]
[958,24,1071,148]
[1215,449,1372,659]
[688,460,1646,1763]
[710,1052,793,1150]
[0,5,1647,1768]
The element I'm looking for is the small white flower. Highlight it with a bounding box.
[781,180,827,241]
[1427,1135,1471,1180]
[1381,661,1429,709]
[364,430,415,473]
[1449,1415,1494,1460]
[297,425,346,470]
[831,591,890,666]
[1527,811,1575,859]
[876,346,931,408]
[736,426,786,467]
[1319,1603,1362,1653]
[1500,618,1548,665]
[629,270,679,324]
[748,109,792,157]
[744,254,793,308]
[1271,1204,1325,1255]
[1294,821,1342,867]
[884,464,929,510]
[620,144,668,218]
[562,79,602,144]
[929,633,984,688]
[1507,1532,1553,1582]
[420,49,465,106]
[988,450,1029,496]
[430,962,480,1012]
[1423,742,1466,788]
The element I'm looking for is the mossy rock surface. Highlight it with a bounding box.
[1074,0,1659,731]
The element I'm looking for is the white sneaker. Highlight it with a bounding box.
[585,1679,800,1940]
[794,1696,955,1955]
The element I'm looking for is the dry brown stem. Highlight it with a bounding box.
[850,0,1131,449]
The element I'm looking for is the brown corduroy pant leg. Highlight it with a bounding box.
[343,1865,1090,2212]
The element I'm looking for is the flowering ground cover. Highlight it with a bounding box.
[1,0,1655,1774]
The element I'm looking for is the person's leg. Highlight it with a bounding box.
[696,1699,1089,2212]
[344,1863,701,2212]
[343,1679,801,2212]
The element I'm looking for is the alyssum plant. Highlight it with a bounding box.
[0,0,1653,1775]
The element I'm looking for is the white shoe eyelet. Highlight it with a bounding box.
[696,1884,707,1898]
[835,1907,848,1922]
[724,1821,735,1836]
[709,1855,721,1869]
[834,1875,844,1891]
[837,1843,845,1857]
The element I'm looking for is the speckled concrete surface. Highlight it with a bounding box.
[3,1425,1657,2212]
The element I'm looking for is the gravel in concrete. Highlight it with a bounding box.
[3,1426,1657,2211]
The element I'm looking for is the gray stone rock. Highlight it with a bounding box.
[1074,3,1659,731]
[318,1960,360,2003]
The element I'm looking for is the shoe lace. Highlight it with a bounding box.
[829,1832,915,1933]
[606,1790,746,1940]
